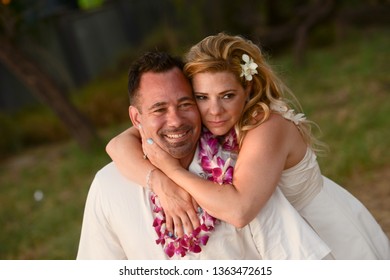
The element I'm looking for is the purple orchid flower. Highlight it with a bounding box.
[150,127,238,258]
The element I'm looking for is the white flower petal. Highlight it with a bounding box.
[242,54,249,62]
[241,54,258,81]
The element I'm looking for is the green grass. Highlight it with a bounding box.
[273,28,390,183]
[0,124,128,259]
[0,27,389,259]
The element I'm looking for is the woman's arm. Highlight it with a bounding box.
[106,126,154,185]
[106,126,200,236]
[141,115,302,228]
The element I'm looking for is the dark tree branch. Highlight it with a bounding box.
[0,35,99,150]
[293,0,336,65]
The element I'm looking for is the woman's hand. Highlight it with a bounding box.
[151,170,200,237]
[139,125,182,175]
[138,125,200,236]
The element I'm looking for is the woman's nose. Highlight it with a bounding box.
[209,99,223,115]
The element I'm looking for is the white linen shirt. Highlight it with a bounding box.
[77,160,331,260]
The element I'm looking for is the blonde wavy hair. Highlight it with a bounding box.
[184,32,325,153]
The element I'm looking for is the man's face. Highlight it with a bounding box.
[130,67,201,165]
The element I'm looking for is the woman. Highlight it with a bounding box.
[107,33,390,259]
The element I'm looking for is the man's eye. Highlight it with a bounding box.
[153,108,166,113]
[179,102,195,109]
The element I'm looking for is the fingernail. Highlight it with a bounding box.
[138,124,142,128]
[197,207,203,213]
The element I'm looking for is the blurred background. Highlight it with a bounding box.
[0,0,389,259]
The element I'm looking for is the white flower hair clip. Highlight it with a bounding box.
[240,54,258,81]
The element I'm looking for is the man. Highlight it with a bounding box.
[77,51,331,259]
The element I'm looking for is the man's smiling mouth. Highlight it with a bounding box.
[165,131,188,139]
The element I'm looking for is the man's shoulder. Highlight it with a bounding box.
[96,161,120,176]
[93,161,140,191]
[94,162,121,181]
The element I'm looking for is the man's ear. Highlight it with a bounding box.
[129,105,141,127]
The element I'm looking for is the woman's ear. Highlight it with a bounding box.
[129,105,141,127]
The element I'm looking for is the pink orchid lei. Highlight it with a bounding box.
[198,128,238,184]
[150,127,238,258]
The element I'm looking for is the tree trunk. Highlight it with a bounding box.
[0,36,99,150]
[293,0,336,65]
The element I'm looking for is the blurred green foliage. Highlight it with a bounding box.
[1,0,388,155]
[278,28,390,182]
[78,0,104,10]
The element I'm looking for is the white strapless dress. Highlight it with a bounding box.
[279,148,390,259]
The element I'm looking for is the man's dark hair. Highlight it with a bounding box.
[128,51,185,107]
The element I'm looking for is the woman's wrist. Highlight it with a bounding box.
[145,168,157,191]
[160,163,182,179]
[148,169,171,196]
[150,169,181,198]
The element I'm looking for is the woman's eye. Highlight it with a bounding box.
[223,93,234,99]
[195,95,207,100]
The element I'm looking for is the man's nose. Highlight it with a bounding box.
[166,108,183,127]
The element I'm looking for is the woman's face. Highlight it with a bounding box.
[192,71,249,136]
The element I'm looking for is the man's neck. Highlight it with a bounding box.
[179,148,197,170]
